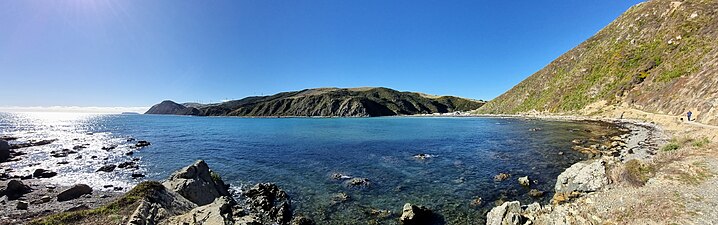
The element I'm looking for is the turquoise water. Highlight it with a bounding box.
[0,113,622,224]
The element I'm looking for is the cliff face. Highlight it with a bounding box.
[479,0,718,125]
[145,100,201,116]
[146,87,484,117]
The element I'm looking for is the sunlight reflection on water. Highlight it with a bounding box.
[1,112,141,191]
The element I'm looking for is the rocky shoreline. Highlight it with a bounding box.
[1,116,666,225]
[484,117,667,225]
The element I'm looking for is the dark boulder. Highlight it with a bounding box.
[57,184,93,201]
[4,180,32,199]
[33,169,58,178]
[135,140,151,148]
[0,140,9,162]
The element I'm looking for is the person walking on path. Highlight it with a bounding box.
[687,111,693,121]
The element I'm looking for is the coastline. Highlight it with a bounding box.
[482,106,718,224]
[3,112,713,224]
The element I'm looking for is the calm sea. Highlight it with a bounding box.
[0,112,621,224]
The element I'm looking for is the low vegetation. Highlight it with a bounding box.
[29,181,165,225]
[621,159,656,187]
[662,136,712,152]
[477,0,718,123]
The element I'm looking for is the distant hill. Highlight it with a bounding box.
[478,0,718,125]
[145,87,485,117]
[145,100,202,116]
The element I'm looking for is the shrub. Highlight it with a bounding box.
[661,142,680,152]
[692,137,710,148]
[210,171,222,182]
[622,159,655,186]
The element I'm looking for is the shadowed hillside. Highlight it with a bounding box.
[146,87,484,117]
[479,0,718,125]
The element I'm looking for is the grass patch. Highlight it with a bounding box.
[29,181,165,225]
[662,137,711,152]
[622,159,656,186]
[691,137,710,148]
[662,142,681,152]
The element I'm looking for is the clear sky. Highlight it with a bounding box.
[0,0,644,110]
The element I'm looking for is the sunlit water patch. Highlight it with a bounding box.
[0,113,624,224]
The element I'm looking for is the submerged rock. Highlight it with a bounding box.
[162,160,230,206]
[57,184,93,202]
[470,197,483,206]
[528,189,545,198]
[331,192,351,204]
[494,173,511,181]
[346,177,371,188]
[413,153,435,160]
[330,172,352,180]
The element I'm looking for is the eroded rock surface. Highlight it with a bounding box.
[162,160,231,206]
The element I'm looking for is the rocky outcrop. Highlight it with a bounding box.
[162,160,231,206]
[57,184,93,201]
[486,160,611,225]
[162,196,234,225]
[148,87,485,117]
[553,159,608,202]
[127,182,198,225]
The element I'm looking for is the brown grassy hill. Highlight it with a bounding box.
[478,0,718,125]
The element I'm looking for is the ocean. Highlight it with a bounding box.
[0,112,623,224]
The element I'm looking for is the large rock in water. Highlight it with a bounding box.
[162,160,231,206]
[0,140,9,162]
[399,203,435,225]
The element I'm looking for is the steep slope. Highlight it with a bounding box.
[479,0,718,125]
[147,87,485,117]
[145,100,201,115]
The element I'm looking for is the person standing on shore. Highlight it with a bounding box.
[687,111,692,121]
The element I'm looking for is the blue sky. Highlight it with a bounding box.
[0,0,644,109]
